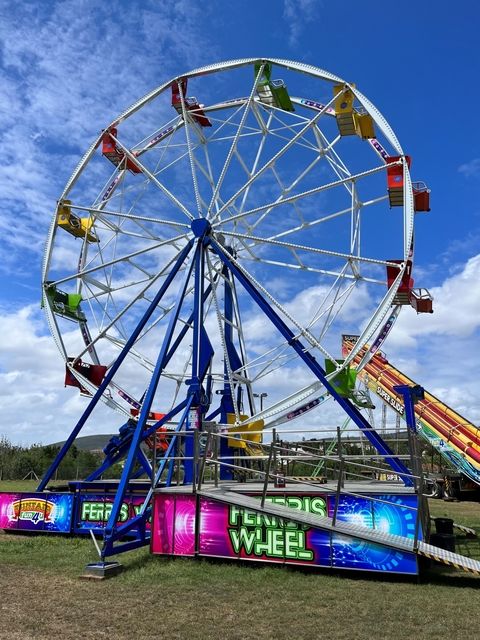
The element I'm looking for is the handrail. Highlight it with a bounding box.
[176,432,422,515]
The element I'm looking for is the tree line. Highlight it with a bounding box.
[0,435,121,481]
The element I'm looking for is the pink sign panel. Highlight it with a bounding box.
[152,494,196,556]
[0,492,74,533]
[151,491,420,574]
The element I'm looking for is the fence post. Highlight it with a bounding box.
[193,429,199,494]
[197,431,211,492]
[262,441,274,508]
[337,426,345,489]
[152,429,156,490]
[214,432,219,487]
[332,457,344,527]
[414,465,425,553]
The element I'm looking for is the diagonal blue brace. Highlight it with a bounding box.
[103,242,199,541]
[103,398,194,554]
[209,237,413,486]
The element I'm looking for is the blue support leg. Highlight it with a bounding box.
[103,399,194,555]
[103,243,198,545]
[219,267,242,480]
[393,384,424,433]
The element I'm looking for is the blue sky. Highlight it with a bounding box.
[1,0,480,445]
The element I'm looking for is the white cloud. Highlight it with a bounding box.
[282,0,322,48]
[389,253,480,348]
[0,0,221,445]
[1,0,479,457]
[0,305,121,445]
[0,0,218,276]
[458,158,480,178]
[2,251,480,446]
[375,254,480,426]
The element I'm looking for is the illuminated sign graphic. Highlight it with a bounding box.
[228,497,326,562]
[80,500,143,523]
[9,499,56,525]
[74,494,150,534]
[152,491,420,574]
[0,492,74,533]
[376,386,405,415]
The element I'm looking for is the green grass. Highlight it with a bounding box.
[1,484,480,639]
[0,479,41,492]
[429,498,480,528]
[1,532,480,640]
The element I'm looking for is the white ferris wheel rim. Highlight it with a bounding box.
[42,58,414,422]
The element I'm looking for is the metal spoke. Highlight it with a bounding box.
[206,63,266,219]
[51,233,189,287]
[44,59,412,442]
[209,92,339,224]
[219,229,400,269]
[71,204,190,231]
[110,132,195,221]
[212,162,395,229]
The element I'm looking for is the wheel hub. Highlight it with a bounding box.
[190,218,211,238]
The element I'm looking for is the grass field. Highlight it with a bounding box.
[1,482,480,640]
[0,480,44,492]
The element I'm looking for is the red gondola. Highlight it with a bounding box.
[65,358,107,392]
[386,259,413,305]
[102,127,141,173]
[386,156,411,207]
[409,288,434,313]
[413,181,431,212]
[171,79,211,127]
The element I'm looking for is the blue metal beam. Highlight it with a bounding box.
[103,242,198,539]
[164,282,214,368]
[136,447,152,477]
[85,399,189,482]
[104,399,194,554]
[393,384,424,433]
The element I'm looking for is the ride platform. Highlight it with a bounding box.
[0,480,153,536]
[151,480,426,575]
[151,480,480,577]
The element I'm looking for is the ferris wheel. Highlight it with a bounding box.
[42,58,427,435]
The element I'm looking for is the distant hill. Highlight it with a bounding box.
[51,434,115,451]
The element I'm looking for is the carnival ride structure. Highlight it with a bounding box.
[2,58,479,578]
[342,335,480,487]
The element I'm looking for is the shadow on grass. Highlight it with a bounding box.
[128,553,480,589]
[150,553,419,584]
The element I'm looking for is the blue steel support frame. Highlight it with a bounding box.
[183,235,215,483]
[103,241,198,541]
[209,237,413,486]
[183,239,206,483]
[82,282,216,483]
[40,216,417,560]
[84,400,188,482]
[393,385,425,433]
[219,266,239,479]
[102,398,193,555]
[38,239,194,491]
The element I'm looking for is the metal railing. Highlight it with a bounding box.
[151,424,428,548]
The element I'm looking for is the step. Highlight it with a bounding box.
[417,541,480,575]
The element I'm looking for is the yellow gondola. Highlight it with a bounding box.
[333,83,356,136]
[56,200,98,243]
